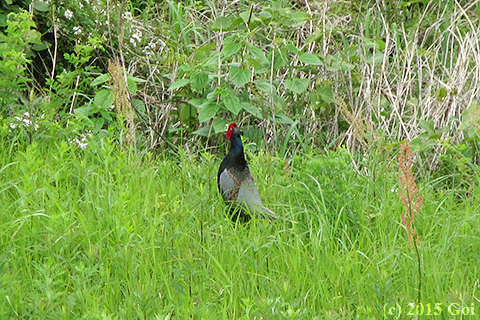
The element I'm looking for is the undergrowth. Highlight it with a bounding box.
[0,138,478,318]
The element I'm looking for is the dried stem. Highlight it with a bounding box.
[398,140,423,304]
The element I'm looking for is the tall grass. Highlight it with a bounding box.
[0,138,478,318]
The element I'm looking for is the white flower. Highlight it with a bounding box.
[65,9,73,19]
[73,138,88,149]
[130,28,143,47]
[123,12,133,20]
[73,26,83,35]
[70,131,92,149]
[132,29,142,42]
[10,112,41,130]
[142,39,159,55]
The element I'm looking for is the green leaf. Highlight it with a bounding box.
[34,0,50,12]
[284,78,309,94]
[247,58,265,74]
[91,74,110,87]
[286,44,300,54]
[194,43,216,62]
[239,10,256,23]
[229,67,251,88]
[190,72,209,92]
[26,30,42,44]
[223,95,242,115]
[268,49,286,68]
[279,120,303,158]
[299,53,323,65]
[376,39,386,51]
[128,75,146,83]
[180,104,196,123]
[419,119,434,134]
[290,11,310,22]
[92,117,105,132]
[168,79,190,91]
[435,87,448,101]
[100,109,113,121]
[258,9,272,19]
[132,98,145,113]
[240,102,262,118]
[94,89,113,108]
[188,98,207,107]
[366,52,385,64]
[276,113,294,125]
[274,94,287,110]
[192,125,212,136]
[411,137,436,152]
[408,138,423,152]
[305,30,322,44]
[213,118,229,133]
[255,80,274,94]
[221,41,241,59]
[245,42,268,64]
[317,86,335,103]
[197,102,220,122]
[461,100,479,128]
[127,77,138,94]
[73,106,92,117]
[170,280,185,296]
[211,16,233,31]
[32,41,49,51]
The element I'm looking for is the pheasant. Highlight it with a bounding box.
[218,123,277,221]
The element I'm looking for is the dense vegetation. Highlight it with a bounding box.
[0,0,479,318]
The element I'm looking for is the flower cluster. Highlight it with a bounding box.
[9,112,41,131]
[69,131,92,149]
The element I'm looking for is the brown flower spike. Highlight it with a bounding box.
[398,140,423,248]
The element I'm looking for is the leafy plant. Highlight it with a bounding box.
[0,10,42,114]
[147,2,338,150]
[410,114,479,190]
[44,38,112,132]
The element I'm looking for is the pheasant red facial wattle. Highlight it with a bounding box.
[217,123,276,221]
[225,122,236,140]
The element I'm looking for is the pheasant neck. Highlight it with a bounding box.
[229,134,246,165]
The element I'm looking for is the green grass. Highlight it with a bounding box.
[0,139,479,319]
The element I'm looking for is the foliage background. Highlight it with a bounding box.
[2,0,479,160]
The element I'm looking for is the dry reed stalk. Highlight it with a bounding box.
[398,140,423,303]
[108,58,135,146]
